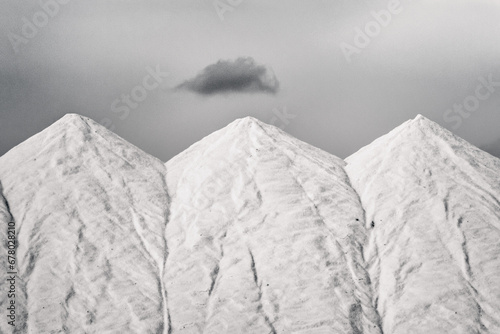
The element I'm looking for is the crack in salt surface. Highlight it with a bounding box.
[441,190,486,331]
[455,216,487,331]
[158,170,172,334]
[1,182,29,334]
[248,248,277,334]
[255,122,384,334]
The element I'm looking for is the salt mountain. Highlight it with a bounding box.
[0,114,498,334]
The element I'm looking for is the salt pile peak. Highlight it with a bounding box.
[0,113,498,333]
[165,116,382,333]
[0,114,170,333]
[346,114,500,333]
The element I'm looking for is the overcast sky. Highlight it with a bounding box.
[1,0,499,161]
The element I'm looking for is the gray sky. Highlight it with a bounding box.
[1,0,499,161]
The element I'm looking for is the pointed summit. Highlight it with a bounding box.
[0,114,170,332]
[166,115,343,192]
[0,113,165,175]
[408,113,453,133]
[164,117,382,333]
[345,115,500,333]
[347,114,499,176]
[55,112,89,123]
[1,113,499,333]
[232,116,263,126]
[221,116,274,142]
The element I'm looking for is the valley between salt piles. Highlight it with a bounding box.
[0,114,499,333]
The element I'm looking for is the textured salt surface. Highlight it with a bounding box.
[0,114,498,333]
[165,118,382,333]
[346,115,500,333]
[0,115,170,333]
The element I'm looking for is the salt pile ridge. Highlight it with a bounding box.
[345,115,500,333]
[0,115,170,333]
[0,114,498,333]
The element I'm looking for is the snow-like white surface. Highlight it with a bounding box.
[0,113,499,333]
[165,118,381,333]
[346,115,500,333]
[0,115,170,333]
[0,183,28,334]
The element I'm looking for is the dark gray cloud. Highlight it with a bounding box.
[176,57,279,95]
